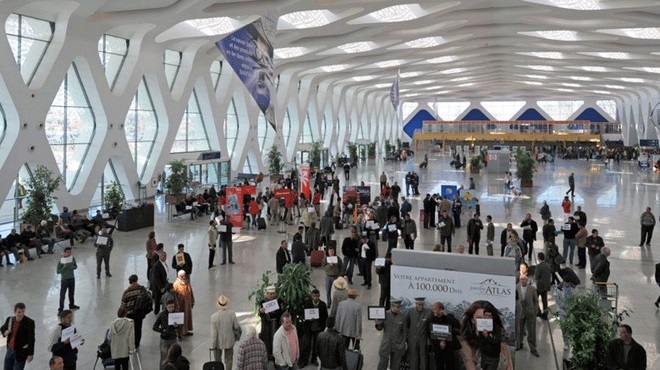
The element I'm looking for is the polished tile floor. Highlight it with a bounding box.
[0,151,658,369]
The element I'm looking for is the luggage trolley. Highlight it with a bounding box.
[594,281,619,316]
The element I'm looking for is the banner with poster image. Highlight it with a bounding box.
[390,265,516,341]
[225,187,243,227]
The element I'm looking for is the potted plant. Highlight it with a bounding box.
[384,140,393,154]
[164,159,190,203]
[515,148,535,187]
[21,165,61,226]
[347,142,358,163]
[309,142,321,169]
[275,263,314,322]
[367,142,376,158]
[469,156,482,173]
[267,145,284,183]
[105,181,124,211]
[248,271,275,317]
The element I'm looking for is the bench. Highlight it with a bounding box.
[171,203,194,221]
[234,173,258,184]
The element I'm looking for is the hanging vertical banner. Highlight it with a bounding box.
[216,12,277,130]
[390,71,400,111]
[300,164,311,200]
[225,187,244,227]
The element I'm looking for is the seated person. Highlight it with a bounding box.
[55,218,75,247]
[37,220,56,254]
[5,229,33,261]
[69,210,85,231]
[59,207,72,224]
[21,224,43,258]
[0,234,18,265]
[93,210,115,233]
[195,194,209,215]
[184,197,200,219]
[176,201,195,220]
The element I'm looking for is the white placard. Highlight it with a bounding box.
[432,324,450,334]
[574,215,580,220]
[438,222,446,228]
[365,221,374,230]
[327,256,338,264]
[561,223,571,231]
[476,318,494,332]
[193,202,199,206]
[61,326,75,342]
[168,312,184,326]
[367,306,386,320]
[60,256,73,265]
[374,257,386,267]
[388,224,397,232]
[217,224,227,232]
[185,205,192,210]
[96,236,108,245]
[102,213,110,218]
[304,308,319,320]
[361,231,367,236]
[232,227,241,234]
[522,225,531,231]
[361,244,370,258]
[70,332,84,349]
[308,207,315,213]
[262,300,280,314]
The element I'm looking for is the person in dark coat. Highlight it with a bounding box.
[1,302,35,369]
[150,252,169,315]
[429,301,461,370]
[291,234,307,264]
[376,253,392,310]
[298,289,328,368]
[534,253,553,319]
[171,244,193,278]
[275,240,291,273]
[258,286,285,359]
[606,324,646,370]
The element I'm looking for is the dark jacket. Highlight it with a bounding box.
[163,356,191,370]
[219,221,233,242]
[520,219,538,241]
[543,224,556,244]
[466,218,483,240]
[534,261,553,292]
[276,247,291,273]
[49,324,78,367]
[171,251,193,276]
[592,253,610,283]
[606,338,646,370]
[429,313,461,352]
[152,310,180,340]
[1,316,35,361]
[291,241,307,264]
[150,260,169,293]
[562,222,578,239]
[316,328,346,369]
[341,237,358,259]
[301,299,328,333]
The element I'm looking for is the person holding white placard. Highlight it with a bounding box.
[171,244,193,279]
[95,227,114,279]
[385,217,400,253]
[57,247,79,313]
[218,218,235,265]
[401,213,417,250]
[359,235,376,289]
[259,286,285,359]
[429,301,461,370]
[152,299,180,365]
[561,217,578,265]
[375,299,406,370]
[438,209,455,252]
[322,248,343,306]
[207,220,218,269]
[48,310,83,370]
[459,301,512,370]
[172,271,194,336]
[299,289,328,367]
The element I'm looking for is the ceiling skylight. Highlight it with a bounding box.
[400,71,424,78]
[533,0,603,11]
[374,83,391,88]
[608,77,645,83]
[184,17,241,35]
[570,66,607,72]
[580,52,630,60]
[370,4,418,22]
[599,84,625,90]
[556,88,574,92]
[597,27,660,39]
[562,83,581,87]
[592,90,611,94]
[320,64,351,72]
[522,81,543,85]
[337,42,376,54]
[569,76,593,81]
[274,47,307,59]
[413,80,435,85]
[525,74,548,79]
[375,60,405,68]
[279,10,332,29]
[457,83,474,87]
[519,30,580,41]
[624,67,660,74]
[426,56,458,64]
[404,37,441,48]
[353,76,376,81]
[517,52,564,59]
[440,68,465,74]
[517,65,554,71]
[450,77,471,82]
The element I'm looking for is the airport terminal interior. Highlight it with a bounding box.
[0,0,659,369]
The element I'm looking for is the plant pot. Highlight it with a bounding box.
[521,180,533,187]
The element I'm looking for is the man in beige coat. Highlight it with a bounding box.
[210,295,242,370]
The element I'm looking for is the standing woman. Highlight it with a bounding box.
[145,231,157,280]
[162,343,190,370]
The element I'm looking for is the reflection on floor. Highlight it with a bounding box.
[0,154,658,369]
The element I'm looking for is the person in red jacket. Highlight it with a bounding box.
[561,196,572,221]
[248,197,260,229]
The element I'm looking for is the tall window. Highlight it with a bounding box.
[597,100,617,120]
[98,34,128,89]
[357,121,366,140]
[163,49,181,90]
[258,112,274,154]
[124,78,158,178]
[433,102,469,120]
[283,109,292,146]
[210,60,222,91]
[5,13,53,85]
[481,101,525,120]
[537,100,583,120]
[171,90,209,153]
[225,98,239,156]
[90,160,123,209]
[242,155,253,173]
[301,113,315,143]
[45,64,96,190]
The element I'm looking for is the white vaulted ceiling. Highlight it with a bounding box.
[68,0,660,102]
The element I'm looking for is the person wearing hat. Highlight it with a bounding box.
[210,295,242,370]
[406,297,432,370]
[335,288,362,350]
[376,299,407,370]
[322,248,343,308]
[329,277,348,318]
[258,285,284,358]
[429,301,461,370]
[37,220,56,254]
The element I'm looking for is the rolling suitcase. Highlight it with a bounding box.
[345,349,363,370]
[257,217,267,230]
[203,349,225,370]
[310,249,324,267]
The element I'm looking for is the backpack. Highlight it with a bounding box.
[133,287,153,318]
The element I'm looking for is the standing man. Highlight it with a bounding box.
[57,247,79,313]
[380,171,387,190]
[219,218,235,264]
[429,301,461,370]
[259,285,285,358]
[406,297,433,370]
[566,172,575,197]
[276,240,291,274]
[586,229,605,270]
[573,206,587,226]
[322,247,342,307]
[95,227,113,279]
[466,214,483,255]
[516,275,540,357]
[539,200,551,225]
[500,223,515,257]
[343,162,351,182]
[150,251,169,315]
[606,325,647,370]
[401,213,417,250]
[437,209,455,252]
[534,253,552,320]
[520,213,539,261]
[120,274,149,349]
[171,244,193,279]
[561,217,578,265]
[172,270,195,336]
[376,253,392,310]
[375,299,407,370]
[208,220,218,269]
[423,194,433,229]
[210,295,241,370]
[335,289,362,350]
[273,313,299,370]
[486,215,495,256]
[299,289,328,368]
[640,206,656,247]
[592,247,611,298]
[341,227,359,284]
[1,302,35,369]
[359,235,376,289]
[316,317,346,370]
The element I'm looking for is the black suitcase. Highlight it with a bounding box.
[257,217,267,230]
[203,349,225,370]
[345,349,363,370]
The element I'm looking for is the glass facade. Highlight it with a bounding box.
[124,77,158,178]
[5,14,53,85]
[171,90,210,153]
[98,34,129,89]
